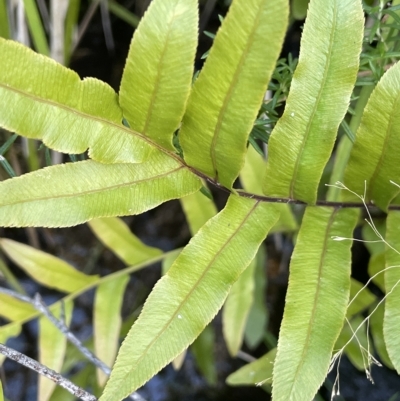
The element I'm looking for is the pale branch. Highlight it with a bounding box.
[0,287,146,401]
[0,342,96,401]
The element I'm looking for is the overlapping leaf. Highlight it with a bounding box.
[100,195,280,401]
[384,210,400,374]
[223,255,256,356]
[0,239,97,292]
[94,276,129,386]
[39,301,73,401]
[344,62,400,211]
[0,38,156,164]
[119,0,197,151]
[180,0,288,188]
[272,207,358,401]
[263,0,364,203]
[0,151,201,227]
[88,217,162,265]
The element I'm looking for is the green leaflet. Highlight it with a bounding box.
[0,293,36,321]
[347,279,376,318]
[180,0,288,188]
[291,0,310,20]
[100,195,280,400]
[39,301,73,401]
[180,190,217,236]
[0,152,201,227]
[370,301,394,369]
[223,255,256,356]
[191,325,217,385]
[272,207,358,401]
[384,210,400,374]
[244,246,268,349]
[0,38,156,164]
[88,217,162,265]
[0,239,98,293]
[226,348,276,386]
[94,275,129,387]
[344,62,400,211]
[263,0,363,204]
[119,0,197,151]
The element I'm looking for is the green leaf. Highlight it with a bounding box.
[346,278,376,318]
[0,0,10,39]
[0,153,201,227]
[39,301,73,401]
[335,315,371,371]
[23,0,49,55]
[100,195,280,400]
[263,0,364,204]
[180,190,217,236]
[244,246,268,349]
[368,253,386,292]
[272,207,358,401]
[88,217,162,265]
[94,275,129,386]
[119,0,197,151]
[0,38,156,164]
[0,293,36,321]
[191,325,217,385]
[291,0,310,20]
[0,239,98,292]
[384,210,400,374]
[344,61,400,211]
[180,0,289,188]
[223,255,256,356]
[370,301,394,369]
[226,347,276,386]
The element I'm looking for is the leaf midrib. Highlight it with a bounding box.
[0,82,154,147]
[118,200,260,394]
[288,2,338,200]
[210,1,264,181]
[1,164,185,207]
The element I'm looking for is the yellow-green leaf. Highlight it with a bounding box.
[272,207,358,401]
[223,255,256,356]
[39,301,73,401]
[0,239,97,293]
[95,275,129,387]
[0,293,36,321]
[346,278,376,318]
[88,217,162,265]
[263,0,364,203]
[0,38,155,164]
[344,62,400,211]
[119,0,197,151]
[180,190,217,236]
[100,196,280,400]
[180,0,288,188]
[0,153,201,227]
[226,347,276,386]
[384,210,400,374]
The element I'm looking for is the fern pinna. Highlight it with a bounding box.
[0,0,400,400]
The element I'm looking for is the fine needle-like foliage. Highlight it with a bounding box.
[1,0,400,400]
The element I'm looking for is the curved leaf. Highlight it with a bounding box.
[180,0,288,188]
[94,275,129,386]
[0,239,97,292]
[180,190,217,236]
[344,61,400,211]
[119,0,197,151]
[0,293,36,321]
[100,196,280,400]
[384,210,400,374]
[223,255,256,356]
[226,348,276,386]
[272,207,358,401]
[263,0,364,204]
[0,38,156,164]
[39,301,73,401]
[0,152,201,227]
[88,217,162,265]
